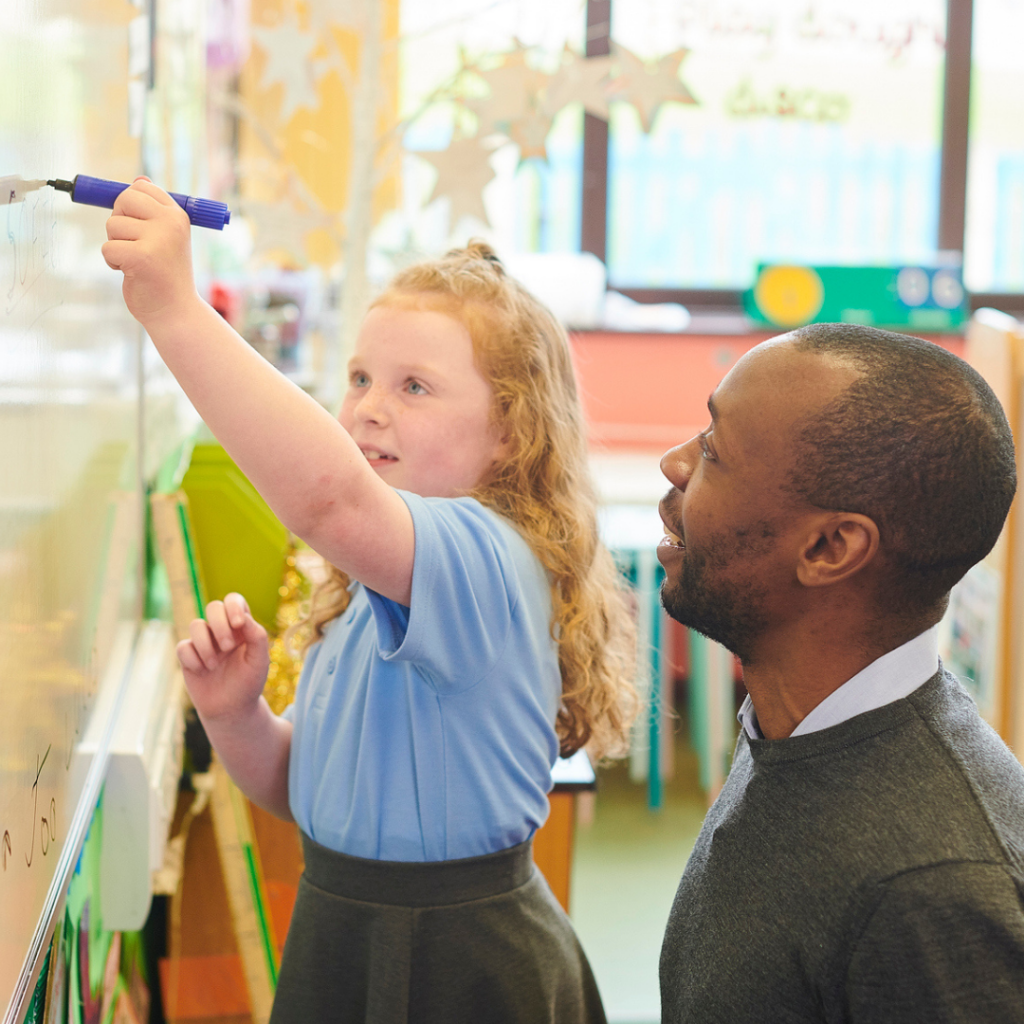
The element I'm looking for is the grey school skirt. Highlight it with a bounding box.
[269,833,607,1024]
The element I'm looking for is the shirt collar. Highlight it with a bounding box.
[736,626,940,740]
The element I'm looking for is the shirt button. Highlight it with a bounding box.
[326,656,337,674]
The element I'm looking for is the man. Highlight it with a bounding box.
[657,322,1024,1022]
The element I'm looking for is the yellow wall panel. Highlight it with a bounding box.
[239,0,401,266]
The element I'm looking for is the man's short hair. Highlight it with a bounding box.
[787,323,1017,616]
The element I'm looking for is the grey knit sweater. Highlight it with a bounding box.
[660,669,1024,1023]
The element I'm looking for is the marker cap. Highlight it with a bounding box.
[172,193,232,230]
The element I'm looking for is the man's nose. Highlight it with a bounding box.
[660,438,698,489]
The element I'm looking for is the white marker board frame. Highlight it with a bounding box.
[1,3,147,1017]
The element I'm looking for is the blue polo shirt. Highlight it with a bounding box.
[283,491,561,862]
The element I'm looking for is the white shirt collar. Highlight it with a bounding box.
[737,626,940,740]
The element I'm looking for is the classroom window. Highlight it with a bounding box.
[606,0,948,290]
[391,0,1024,308]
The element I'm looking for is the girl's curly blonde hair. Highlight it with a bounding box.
[296,241,638,760]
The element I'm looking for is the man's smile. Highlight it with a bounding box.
[658,495,686,551]
[661,527,685,549]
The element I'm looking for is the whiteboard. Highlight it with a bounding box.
[0,0,146,1015]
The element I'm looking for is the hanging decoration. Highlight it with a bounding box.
[416,137,499,226]
[409,40,699,230]
[241,195,333,267]
[466,43,551,135]
[250,13,323,122]
[542,44,614,120]
[606,46,698,133]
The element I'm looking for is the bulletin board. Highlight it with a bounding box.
[0,1,146,1018]
[945,308,1024,750]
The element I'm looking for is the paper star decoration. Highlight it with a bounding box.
[242,199,330,265]
[415,137,498,227]
[508,112,554,160]
[466,46,550,136]
[542,45,614,120]
[404,41,703,226]
[251,16,323,122]
[608,45,698,132]
[304,0,365,37]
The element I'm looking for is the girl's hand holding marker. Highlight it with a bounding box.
[102,177,202,331]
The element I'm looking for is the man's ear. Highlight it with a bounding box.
[796,513,880,587]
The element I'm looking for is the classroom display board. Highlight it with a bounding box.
[940,308,1024,749]
[1,2,146,1018]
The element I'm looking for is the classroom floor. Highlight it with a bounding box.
[569,710,709,1024]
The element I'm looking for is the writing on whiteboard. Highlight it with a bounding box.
[1,744,61,877]
[4,182,56,317]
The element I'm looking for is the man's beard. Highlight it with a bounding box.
[659,542,769,663]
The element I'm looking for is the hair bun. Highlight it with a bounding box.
[447,239,504,271]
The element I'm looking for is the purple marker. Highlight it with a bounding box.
[47,174,231,231]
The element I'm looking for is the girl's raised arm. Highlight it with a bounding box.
[102,178,415,604]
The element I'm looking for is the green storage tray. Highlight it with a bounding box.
[181,444,290,631]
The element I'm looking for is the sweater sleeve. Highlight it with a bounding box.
[846,861,1024,1022]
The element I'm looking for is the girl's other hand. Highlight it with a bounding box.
[101,176,200,330]
[177,593,270,723]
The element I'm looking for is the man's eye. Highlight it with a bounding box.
[698,431,715,461]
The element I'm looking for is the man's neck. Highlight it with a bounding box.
[739,627,930,740]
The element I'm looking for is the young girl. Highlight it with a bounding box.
[102,179,637,1023]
